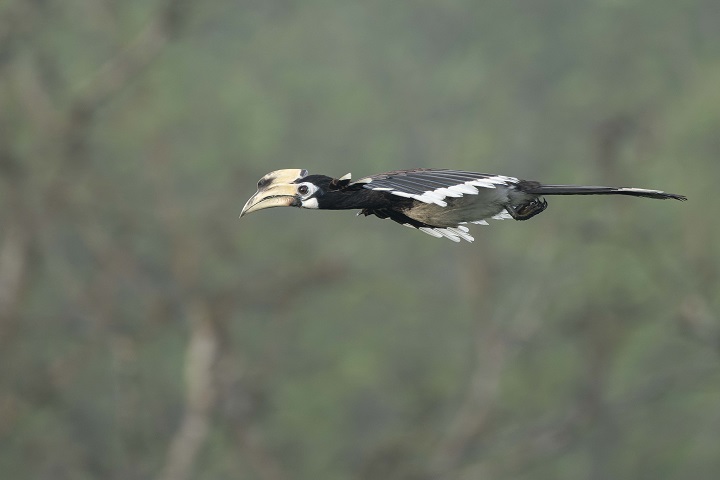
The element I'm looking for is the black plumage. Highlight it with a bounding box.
[240,168,686,242]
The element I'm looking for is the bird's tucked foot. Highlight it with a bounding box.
[506,198,548,221]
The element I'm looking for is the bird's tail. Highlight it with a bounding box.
[524,184,687,201]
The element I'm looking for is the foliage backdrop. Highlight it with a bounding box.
[1,1,718,479]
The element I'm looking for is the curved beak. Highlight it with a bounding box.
[240,184,300,217]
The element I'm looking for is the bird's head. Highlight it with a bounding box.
[240,169,345,217]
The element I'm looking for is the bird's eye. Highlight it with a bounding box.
[298,185,310,195]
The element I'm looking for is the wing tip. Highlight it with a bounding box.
[417,226,474,242]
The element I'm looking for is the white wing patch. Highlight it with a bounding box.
[491,211,513,220]
[376,189,447,206]
[405,209,514,242]
[406,224,475,243]
[359,170,518,207]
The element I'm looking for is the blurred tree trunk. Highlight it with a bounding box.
[158,299,218,480]
[0,215,29,337]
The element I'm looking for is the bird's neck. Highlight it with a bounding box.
[317,189,396,210]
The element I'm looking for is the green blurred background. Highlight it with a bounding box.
[1,1,718,479]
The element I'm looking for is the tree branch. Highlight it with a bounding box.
[426,325,508,477]
[73,0,189,116]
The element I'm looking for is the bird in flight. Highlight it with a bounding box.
[240,168,686,242]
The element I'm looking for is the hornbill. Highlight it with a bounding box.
[240,168,686,242]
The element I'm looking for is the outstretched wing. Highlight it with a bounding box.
[353,169,520,242]
[351,169,519,207]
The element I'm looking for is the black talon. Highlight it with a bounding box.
[507,198,548,221]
